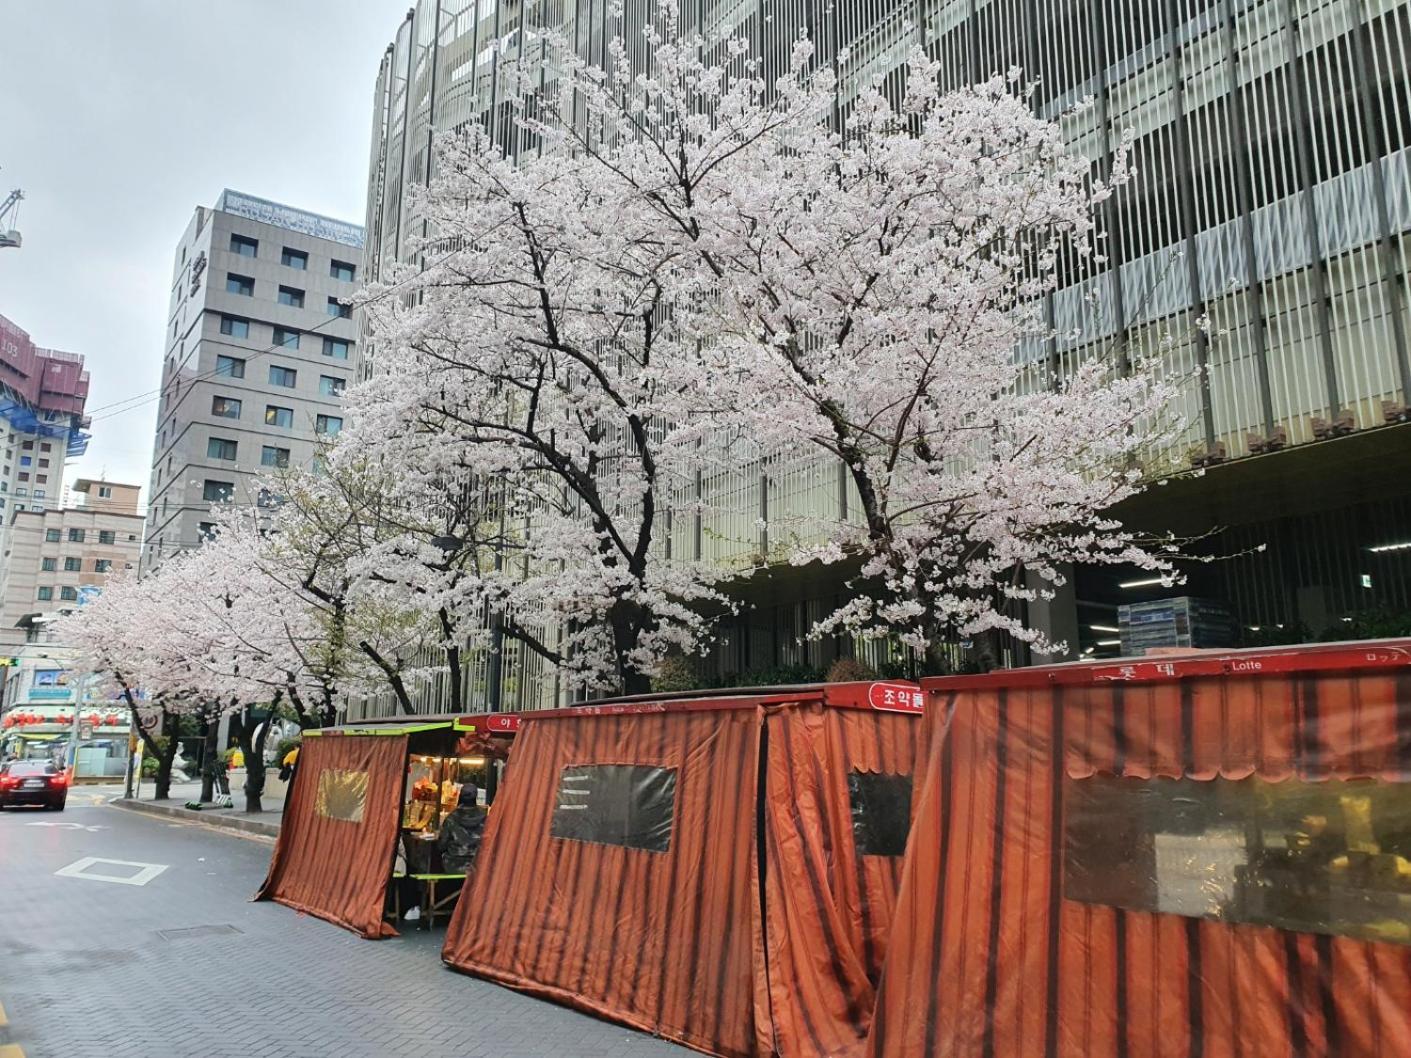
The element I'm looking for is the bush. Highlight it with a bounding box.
[274,734,302,763]
[651,655,698,693]
[825,657,877,683]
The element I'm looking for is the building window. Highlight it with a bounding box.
[273,327,300,350]
[207,437,238,461]
[268,365,297,388]
[39,443,49,453]
[98,486,111,498]
[326,296,352,319]
[21,441,32,450]
[44,528,59,542]
[265,405,294,429]
[198,522,217,540]
[95,559,112,573]
[37,458,48,469]
[63,557,81,572]
[230,234,258,257]
[256,487,284,509]
[202,480,234,502]
[37,587,52,602]
[277,285,305,308]
[67,528,85,543]
[211,395,242,419]
[281,247,308,270]
[226,273,254,296]
[34,476,45,485]
[322,337,350,360]
[330,260,356,282]
[60,587,77,602]
[17,473,27,483]
[219,315,249,338]
[260,445,291,468]
[19,456,30,467]
[215,354,245,378]
[99,530,115,545]
[41,558,56,572]
[315,414,343,436]
[319,375,346,397]
[33,489,44,498]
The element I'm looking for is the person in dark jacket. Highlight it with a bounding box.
[437,783,488,874]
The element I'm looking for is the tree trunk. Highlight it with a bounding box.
[152,722,180,800]
[621,670,653,696]
[199,720,219,803]
[232,707,272,814]
[360,641,415,714]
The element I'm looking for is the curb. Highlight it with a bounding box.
[110,798,281,840]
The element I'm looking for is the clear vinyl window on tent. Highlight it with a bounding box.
[1065,775,1411,946]
[314,769,370,824]
[847,772,914,856]
[550,764,677,853]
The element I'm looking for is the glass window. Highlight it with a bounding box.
[281,247,308,270]
[19,456,30,467]
[37,458,48,469]
[326,296,352,319]
[268,365,297,388]
[322,337,350,360]
[330,260,356,282]
[226,273,254,296]
[39,443,48,453]
[229,234,258,257]
[60,587,77,602]
[198,521,217,540]
[37,587,52,602]
[17,473,27,482]
[202,480,234,502]
[98,530,115,545]
[21,441,32,450]
[273,327,300,350]
[257,487,284,509]
[847,772,914,856]
[211,395,242,419]
[215,354,245,378]
[265,405,293,428]
[34,476,45,485]
[41,558,56,572]
[277,285,305,309]
[207,437,237,460]
[44,528,59,543]
[63,557,81,572]
[319,375,346,397]
[67,529,84,543]
[95,559,112,573]
[315,414,343,436]
[260,445,290,468]
[550,765,677,853]
[1065,774,1411,945]
[98,486,110,498]
[219,315,249,338]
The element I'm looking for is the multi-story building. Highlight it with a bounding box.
[144,190,364,570]
[0,312,91,554]
[363,0,1411,707]
[0,478,144,648]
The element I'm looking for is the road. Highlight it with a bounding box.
[0,794,690,1058]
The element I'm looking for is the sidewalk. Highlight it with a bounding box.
[96,778,287,840]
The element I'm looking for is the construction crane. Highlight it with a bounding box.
[0,184,23,250]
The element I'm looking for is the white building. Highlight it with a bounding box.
[144,190,364,569]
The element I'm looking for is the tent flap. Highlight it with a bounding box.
[255,732,408,939]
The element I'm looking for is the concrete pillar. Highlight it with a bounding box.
[1027,565,1081,664]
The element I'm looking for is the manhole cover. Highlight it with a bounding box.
[157,924,244,941]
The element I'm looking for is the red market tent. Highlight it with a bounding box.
[442,681,926,1057]
[867,640,1411,1058]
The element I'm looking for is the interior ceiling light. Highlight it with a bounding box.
[1096,639,1121,646]
[1088,624,1120,633]
[1368,541,1411,553]
[1118,577,1166,589]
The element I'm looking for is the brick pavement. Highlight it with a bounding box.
[0,800,690,1058]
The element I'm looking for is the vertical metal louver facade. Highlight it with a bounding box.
[356,0,1411,710]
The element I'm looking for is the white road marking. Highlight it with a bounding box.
[24,822,106,832]
[54,856,169,886]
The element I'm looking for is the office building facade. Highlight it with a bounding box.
[145,190,364,569]
[363,0,1411,707]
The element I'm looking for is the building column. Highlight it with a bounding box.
[1026,565,1081,663]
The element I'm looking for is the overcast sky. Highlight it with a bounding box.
[0,1,398,512]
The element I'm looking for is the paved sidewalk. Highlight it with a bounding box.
[92,779,286,839]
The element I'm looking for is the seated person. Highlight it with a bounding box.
[437,783,488,874]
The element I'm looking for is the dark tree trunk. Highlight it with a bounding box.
[359,641,415,714]
[152,723,180,800]
[232,706,273,814]
[199,720,219,802]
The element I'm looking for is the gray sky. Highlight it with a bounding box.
[0,1,397,511]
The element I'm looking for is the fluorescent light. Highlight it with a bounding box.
[1118,577,1166,589]
[1088,624,1120,633]
[1368,541,1411,553]
[1096,639,1121,646]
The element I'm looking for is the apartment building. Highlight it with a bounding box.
[363,0,1411,707]
[0,312,91,558]
[0,479,144,648]
[144,190,364,569]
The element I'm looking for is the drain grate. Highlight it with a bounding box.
[157,924,244,942]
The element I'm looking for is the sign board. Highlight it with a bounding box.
[867,682,925,713]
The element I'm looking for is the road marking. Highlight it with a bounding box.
[54,856,169,887]
[24,822,106,832]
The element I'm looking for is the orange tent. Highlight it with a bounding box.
[868,640,1411,1058]
[256,714,517,939]
[442,682,926,1057]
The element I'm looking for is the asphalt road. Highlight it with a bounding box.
[0,795,690,1058]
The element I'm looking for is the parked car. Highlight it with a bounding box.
[0,759,68,810]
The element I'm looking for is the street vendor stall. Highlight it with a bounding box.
[254,713,517,938]
[441,681,925,1058]
[866,640,1411,1058]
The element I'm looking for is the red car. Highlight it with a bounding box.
[0,760,68,810]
